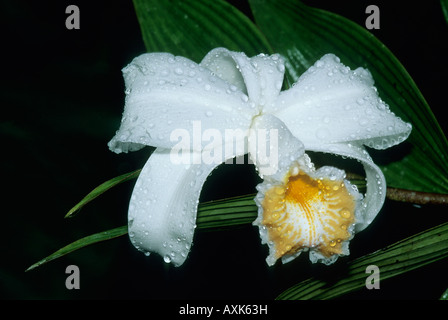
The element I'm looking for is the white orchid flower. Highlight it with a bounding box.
[108,48,411,267]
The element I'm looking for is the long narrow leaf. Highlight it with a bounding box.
[26,226,128,272]
[197,194,257,230]
[441,0,448,25]
[65,169,141,218]
[27,193,258,271]
[276,222,448,300]
[440,287,448,300]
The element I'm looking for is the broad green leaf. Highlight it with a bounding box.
[132,0,272,62]
[277,222,448,300]
[65,169,141,218]
[248,0,448,194]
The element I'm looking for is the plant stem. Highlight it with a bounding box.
[386,188,448,205]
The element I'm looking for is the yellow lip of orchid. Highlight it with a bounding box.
[108,48,411,267]
[254,160,363,266]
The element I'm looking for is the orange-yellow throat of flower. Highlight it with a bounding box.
[261,170,356,260]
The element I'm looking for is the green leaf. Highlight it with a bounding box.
[276,222,448,300]
[249,0,448,194]
[25,226,128,272]
[132,0,272,62]
[65,169,141,218]
[197,194,257,230]
[440,287,448,300]
[27,193,258,271]
[441,0,448,25]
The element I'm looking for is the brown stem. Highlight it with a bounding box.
[386,188,448,205]
[345,173,448,205]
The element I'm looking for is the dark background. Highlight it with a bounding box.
[1,0,447,299]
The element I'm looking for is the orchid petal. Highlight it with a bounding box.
[201,48,286,108]
[127,148,219,267]
[307,142,387,232]
[200,48,248,94]
[273,54,411,149]
[108,52,256,154]
[248,114,305,179]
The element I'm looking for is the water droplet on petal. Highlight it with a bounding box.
[340,208,351,218]
[316,60,325,68]
[277,64,285,73]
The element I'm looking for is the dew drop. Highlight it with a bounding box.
[340,209,351,219]
[277,64,285,73]
[241,94,249,102]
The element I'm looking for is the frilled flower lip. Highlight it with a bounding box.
[108,47,411,267]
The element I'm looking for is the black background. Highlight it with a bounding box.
[2,0,447,300]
